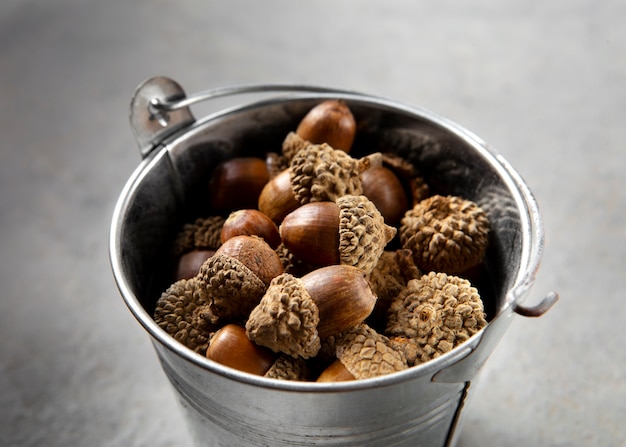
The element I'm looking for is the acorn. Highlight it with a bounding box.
[221,209,281,249]
[386,272,488,366]
[360,165,410,226]
[208,157,270,213]
[316,324,408,382]
[257,168,300,224]
[210,234,283,287]
[279,195,397,275]
[295,99,356,153]
[206,324,278,375]
[399,194,490,275]
[153,277,219,355]
[245,265,377,358]
[199,235,284,322]
[175,249,215,280]
[258,144,380,224]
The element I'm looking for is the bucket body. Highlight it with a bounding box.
[110,78,555,447]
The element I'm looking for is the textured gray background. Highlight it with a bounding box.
[1,1,624,446]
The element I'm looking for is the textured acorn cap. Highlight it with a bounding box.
[336,195,397,275]
[290,143,363,205]
[246,273,321,359]
[153,277,218,355]
[334,324,408,379]
[264,354,309,381]
[386,271,488,365]
[199,254,266,323]
[172,216,225,256]
[281,131,311,162]
[399,194,489,274]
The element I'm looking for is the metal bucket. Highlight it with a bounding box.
[110,76,558,447]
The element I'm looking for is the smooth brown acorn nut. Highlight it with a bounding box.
[257,168,300,224]
[279,201,341,267]
[206,324,278,375]
[279,195,396,275]
[213,234,283,287]
[221,209,281,249]
[316,359,356,382]
[208,157,270,213]
[175,249,215,280]
[360,165,410,226]
[301,265,376,338]
[245,265,377,358]
[295,100,356,153]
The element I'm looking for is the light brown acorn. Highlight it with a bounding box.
[295,99,356,153]
[210,234,283,287]
[206,324,278,375]
[245,265,377,358]
[257,168,300,224]
[175,249,215,280]
[316,324,408,382]
[279,195,396,275]
[221,209,281,249]
[208,157,270,213]
[360,165,410,226]
[199,235,284,322]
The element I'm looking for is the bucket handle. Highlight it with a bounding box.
[130,76,362,158]
[513,291,559,317]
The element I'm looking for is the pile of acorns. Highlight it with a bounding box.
[154,100,490,382]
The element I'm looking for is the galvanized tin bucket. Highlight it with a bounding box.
[110,76,558,447]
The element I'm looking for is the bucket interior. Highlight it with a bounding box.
[114,94,527,346]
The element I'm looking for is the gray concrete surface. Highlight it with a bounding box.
[1,1,624,446]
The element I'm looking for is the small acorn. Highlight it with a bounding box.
[295,99,356,153]
[206,324,278,375]
[399,195,490,274]
[245,265,377,358]
[153,277,219,355]
[257,168,300,224]
[210,234,283,287]
[199,235,284,322]
[360,165,410,226]
[221,209,281,249]
[279,195,397,275]
[316,358,356,382]
[175,249,215,280]
[208,157,270,213]
[316,324,408,382]
[386,272,488,366]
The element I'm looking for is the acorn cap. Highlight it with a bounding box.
[264,354,309,381]
[334,324,408,379]
[199,254,267,323]
[153,277,218,355]
[172,216,225,256]
[290,143,363,204]
[336,195,397,275]
[386,271,488,365]
[281,131,310,162]
[245,273,321,359]
[399,195,489,274]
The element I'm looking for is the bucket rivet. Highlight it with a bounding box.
[148,98,170,127]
